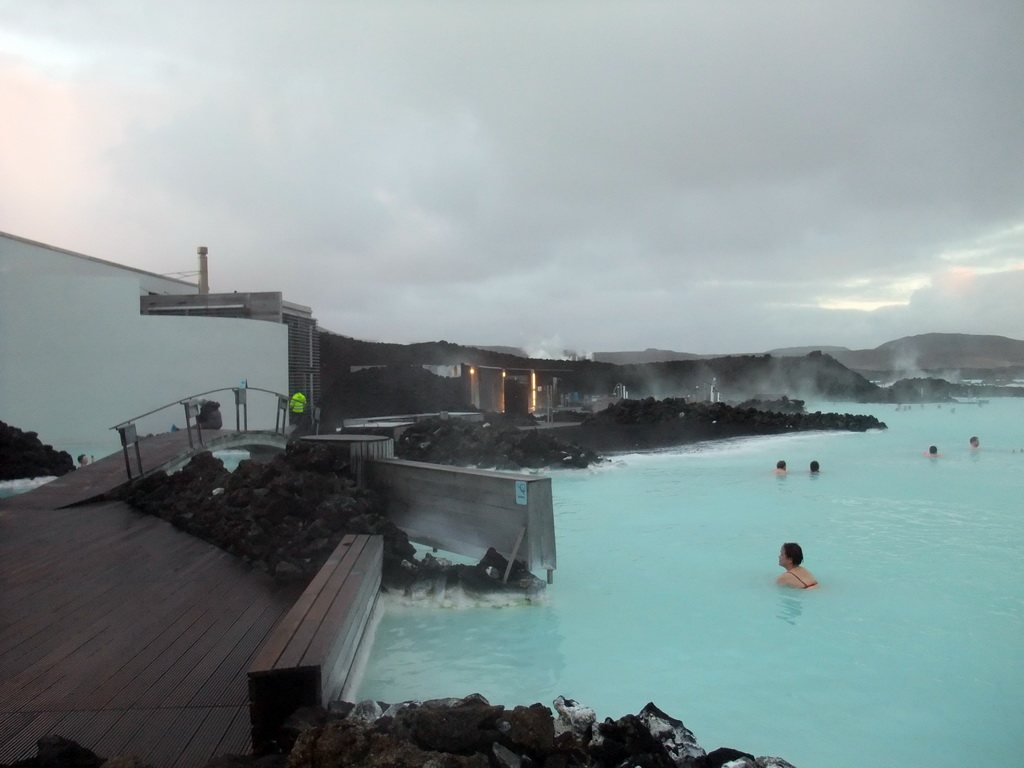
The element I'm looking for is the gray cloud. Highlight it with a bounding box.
[2,0,1023,355]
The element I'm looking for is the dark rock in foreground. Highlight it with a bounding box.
[0,421,74,480]
[265,694,796,768]
[6,695,798,767]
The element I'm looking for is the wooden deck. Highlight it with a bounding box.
[0,496,301,765]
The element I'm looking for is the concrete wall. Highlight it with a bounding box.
[366,458,557,579]
[0,268,288,461]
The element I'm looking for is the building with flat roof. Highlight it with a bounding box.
[140,292,321,408]
[0,231,303,461]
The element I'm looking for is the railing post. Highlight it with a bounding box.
[233,387,248,432]
[276,395,290,434]
[117,423,142,479]
[313,406,322,435]
[182,399,202,447]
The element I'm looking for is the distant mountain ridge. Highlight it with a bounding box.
[831,333,1024,373]
[596,333,1024,377]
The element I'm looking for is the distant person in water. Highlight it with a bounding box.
[969,436,980,449]
[77,454,90,467]
[776,542,819,589]
[809,460,820,474]
[925,445,942,457]
[773,460,788,474]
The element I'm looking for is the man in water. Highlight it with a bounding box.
[809,460,820,474]
[773,460,788,474]
[969,436,980,449]
[925,445,942,457]
[776,542,819,589]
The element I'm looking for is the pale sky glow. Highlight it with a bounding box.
[2,1,1023,356]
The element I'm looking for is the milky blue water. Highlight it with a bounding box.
[356,400,1024,767]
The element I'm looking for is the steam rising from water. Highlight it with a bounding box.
[383,587,548,611]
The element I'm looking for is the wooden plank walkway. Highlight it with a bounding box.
[2,429,287,511]
[0,497,301,766]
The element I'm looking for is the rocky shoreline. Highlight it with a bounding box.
[272,695,799,768]
[390,399,885,465]
[7,695,798,768]
[533,398,883,455]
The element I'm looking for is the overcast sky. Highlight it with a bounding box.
[2,1,1023,357]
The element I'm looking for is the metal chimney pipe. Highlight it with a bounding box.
[197,246,209,294]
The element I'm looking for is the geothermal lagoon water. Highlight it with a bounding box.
[356,400,1024,767]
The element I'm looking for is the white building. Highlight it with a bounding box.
[0,231,292,460]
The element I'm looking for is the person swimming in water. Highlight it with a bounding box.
[925,445,942,457]
[776,542,819,589]
[773,460,788,475]
[969,436,980,449]
[809,460,820,474]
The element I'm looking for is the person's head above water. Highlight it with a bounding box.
[781,542,804,565]
[777,542,818,588]
[970,436,980,449]
[809,460,820,473]
[775,460,787,472]
[928,445,938,456]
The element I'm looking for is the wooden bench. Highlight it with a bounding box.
[247,534,383,752]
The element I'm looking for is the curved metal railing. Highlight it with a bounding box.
[110,386,288,430]
[109,385,320,479]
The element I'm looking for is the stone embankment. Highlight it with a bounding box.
[6,695,798,768]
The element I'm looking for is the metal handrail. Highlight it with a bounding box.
[110,386,287,430]
[109,385,310,480]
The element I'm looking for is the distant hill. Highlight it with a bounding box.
[830,333,1024,375]
[768,345,851,356]
[595,334,1024,380]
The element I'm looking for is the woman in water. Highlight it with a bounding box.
[776,542,819,589]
